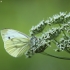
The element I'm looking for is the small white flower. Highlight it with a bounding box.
[60,12,66,16]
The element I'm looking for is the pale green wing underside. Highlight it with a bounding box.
[1,29,30,57]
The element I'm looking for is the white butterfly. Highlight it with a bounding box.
[1,29,31,57]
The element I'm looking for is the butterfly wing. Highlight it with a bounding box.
[1,29,30,57]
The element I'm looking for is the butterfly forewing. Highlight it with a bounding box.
[1,29,31,57]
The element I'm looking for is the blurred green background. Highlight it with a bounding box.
[0,0,70,70]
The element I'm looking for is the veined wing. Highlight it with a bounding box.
[1,29,31,57]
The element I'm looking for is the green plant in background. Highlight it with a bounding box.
[26,12,70,59]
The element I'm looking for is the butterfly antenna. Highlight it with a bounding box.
[41,52,70,60]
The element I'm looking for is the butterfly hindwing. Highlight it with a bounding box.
[1,29,31,57]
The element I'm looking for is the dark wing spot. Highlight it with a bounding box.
[8,37,10,39]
